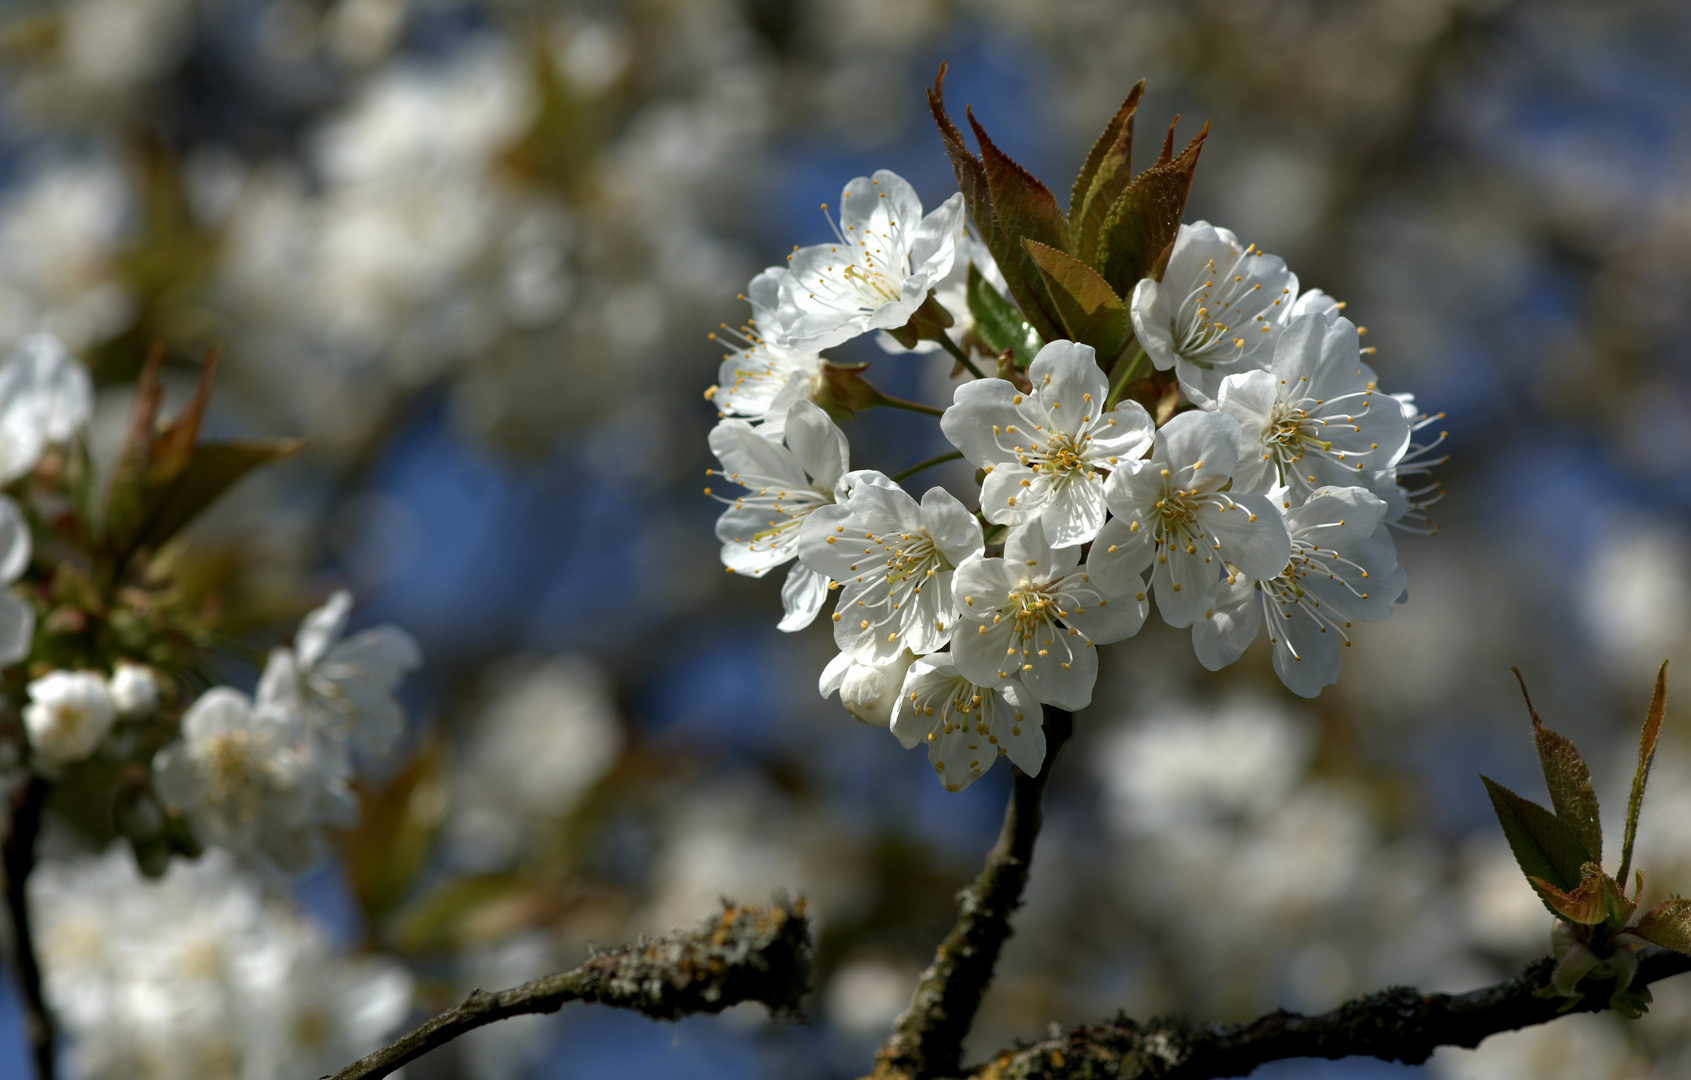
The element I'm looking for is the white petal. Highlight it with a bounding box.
[1191,576,1261,670]
[1197,494,1291,581]
[1086,515,1154,595]
[940,378,1024,467]
[919,486,985,567]
[777,564,830,632]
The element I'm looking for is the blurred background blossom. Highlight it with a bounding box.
[3,0,1691,1077]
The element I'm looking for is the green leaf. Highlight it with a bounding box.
[1483,775,1596,914]
[1069,81,1144,265]
[966,263,1042,368]
[965,107,1071,340]
[130,440,305,553]
[1022,239,1128,363]
[1513,669,1603,864]
[1095,118,1210,298]
[1619,661,1669,885]
[1635,897,1691,955]
[927,66,1062,342]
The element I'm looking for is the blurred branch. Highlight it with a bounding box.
[874,708,1077,1080]
[4,776,55,1080]
[327,898,811,1080]
[969,946,1691,1079]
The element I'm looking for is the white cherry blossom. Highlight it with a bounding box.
[258,589,421,755]
[799,476,982,663]
[152,687,357,872]
[23,670,115,773]
[891,653,1044,793]
[821,649,915,727]
[708,268,823,421]
[34,848,412,1080]
[941,340,1155,547]
[772,169,965,351]
[952,526,1144,710]
[1192,486,1406,697]
[1129,222,1332,408]
[876,228,1006,355]
[1090,410,1291,628]
[709,399,852,631]
[1217,312,1410,507]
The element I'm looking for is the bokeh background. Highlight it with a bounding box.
[4,0,1691,1076]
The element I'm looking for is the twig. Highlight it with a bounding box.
[4,776,54,1080]
[968,946,1691,1079]
[877,394,948,417]
[935,333,989,380]
[327,899,811,1080]
[891,451,965,483]
[874,708,1076,1080]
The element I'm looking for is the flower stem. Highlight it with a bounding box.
[5,776,56,1080]
[1104,343,1149,410]
[934,333,988,380]
[890,451,964,483]
[875,393,946,418]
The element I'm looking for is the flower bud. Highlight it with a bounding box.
[109,661,161,719]
[23,670,115,774]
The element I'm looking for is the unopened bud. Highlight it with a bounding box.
[110,661,161,719]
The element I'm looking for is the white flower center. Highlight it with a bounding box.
[846,528,949,640]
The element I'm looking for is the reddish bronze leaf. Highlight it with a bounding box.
[1069,81,1144,264]
[1095,118,1210,297]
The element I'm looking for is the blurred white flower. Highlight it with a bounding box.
[446,656,623,872]
[151,687,355,873]
[259,589,422,755]
[108,661,160,720]
[826,955,918,1036]
[34,847,411,1080]
[0,332,95,483]
[0,495,34,669]
[941,340,1155,547]
[0,160,133,352]
[771,169,964,351]
[24,671,115,774]
[1098,698,1311,835]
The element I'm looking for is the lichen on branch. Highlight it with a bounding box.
[329,898,812,1080]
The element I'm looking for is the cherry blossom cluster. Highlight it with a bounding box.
[0,332,421,870]
[706,169,1443,793]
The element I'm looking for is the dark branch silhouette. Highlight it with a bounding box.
[874,708,1076,1080]
[5,776,55,1080]
[967,947,1691,1079]
[326,898,811,1080]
